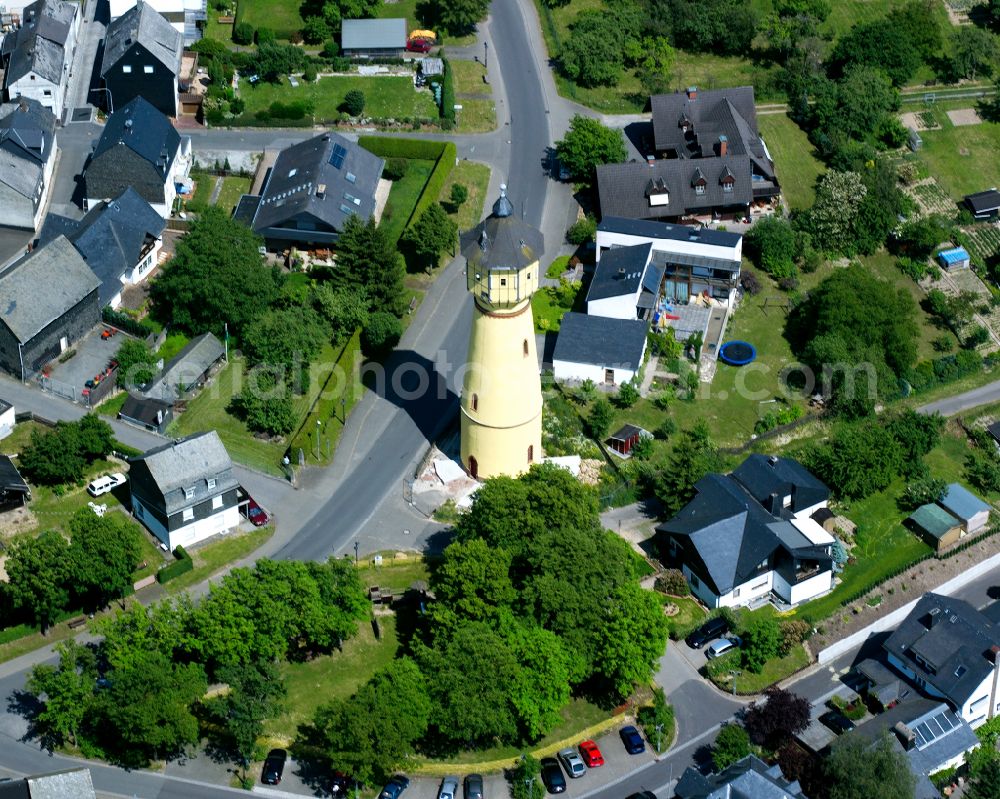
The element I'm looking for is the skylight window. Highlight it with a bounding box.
[288,168,298,177]
[329,144,347,169]
[346,172,357,183]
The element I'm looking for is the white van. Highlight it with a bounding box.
[706,636,741,660]
[87,473,126,497]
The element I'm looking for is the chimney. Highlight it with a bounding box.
[989,645,1000,664]
[719,135,728,157]
[926,607,942,628]
[894,722,917,751]
[768,455,778,466]
[686,86,697,100]
[617,267,626,277]
[646,155,655,168]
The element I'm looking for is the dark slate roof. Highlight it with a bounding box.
[461,186,544,272]
[856,658,905,706]
[987,421,1000,442]
[907,503,961,540]
[587,243,652,303]
[0,98,56,200]
[232,194,260,226]
[552,312,649,372]
[0,398,10,414]
[0,454,29,494]
[884,593,999,709]
[251,131,384,236]
[938,483,991,523]
[341,18,407,49]
[40,187,164,306]
[129,431,238,516]
[4,0,75,84]
[731,453,830,514]
[675,755,806,799]
[597,157,752,221]
[597,216,742,248]
[609,424,643,442]
[0,236,100,343]
[101,0,184,76]
[91,96,180,175]
[965,190,1000,215]
[120,393,172,426]
[144,332,224,401]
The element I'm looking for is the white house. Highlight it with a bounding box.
[552,312,649,387]
[596,217,742,307]
[884,593,1000,729]
[0,399,14,440]
[2,0,80,113]
[128,431,241,551]
[0,97,57,230]
[108,0,206,44]
[657,454,836,610]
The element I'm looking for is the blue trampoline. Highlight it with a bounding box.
[719,340,757,366]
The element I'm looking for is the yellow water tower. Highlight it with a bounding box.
[458,185,544,480]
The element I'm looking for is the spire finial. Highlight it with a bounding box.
[493,184,513,218]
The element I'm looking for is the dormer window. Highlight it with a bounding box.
[720,166,735,194]
[722,181,733,193]
[692,168,706,196]
[645,177,669,207]
[207,478,216,490]
[184,487,194,500]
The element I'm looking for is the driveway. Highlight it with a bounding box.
[42,326,124,404]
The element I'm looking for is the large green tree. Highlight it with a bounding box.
[241,305,330,370]
[417,0,488,35]
[713,724,752,771]
[653,422,724,516]
[829,18,923,86]
[951,27,1000,80]
[430,538,516,625]
[68,509,143,610]
[150,207,283,337]
[403,202,457,272]
[329,215,407,316]
[210,661,287,778]
[825,733,916,799]
[809,419,904,499]
[6,530,72,632]
[555,115,628,183]
[592,582,669,698]
[26,641,97,747]
[744,216,798,279]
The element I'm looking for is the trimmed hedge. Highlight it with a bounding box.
[112,439,143,459]
[102,307,156,338]
[440,56,455,125]
[156,545,194,584]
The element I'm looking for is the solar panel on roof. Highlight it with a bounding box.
[330,143,347,169]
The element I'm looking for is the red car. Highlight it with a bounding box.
[406,38,432,52]
[578,740,604,767]
[243,498,270,527]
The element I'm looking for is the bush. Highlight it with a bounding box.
[740,270,762,296]
[362,311,403,354]
[587,398,614,439]
[233,21,254,44]
[741,615,781,673]
[440,57,455,123]
[615,380,639,408]
[255,26,275,44]
[636,688,674,753]
[450,183,468,207]
[384,158,410,181]
[779,619,811,656]
[655,568,689,596]
[156,546,194,584]
[303,63,317,82]
[566,216,597,245]
[342,89,366,116]
[322,39,339,59]
[102,306,155,338]
[655,417,677,440]
[713,724,751,771]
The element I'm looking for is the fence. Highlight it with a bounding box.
[38,374,80,403]
[719,412,822,455]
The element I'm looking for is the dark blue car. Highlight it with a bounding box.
[380,776,411,799]
[620,725,646,754]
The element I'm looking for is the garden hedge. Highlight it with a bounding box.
[102,307,156,338]
[156,545,194,584]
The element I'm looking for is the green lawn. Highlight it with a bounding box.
[440,160,491,232]
[0,420,44,455]
[156,332,191,363]
[240,76,438,122]
[708,644,811,694]
[97,392,127,419]
[757,113,824,211]
[163,526,274,592]
[235,0,303,40]
[21,459,126,534]
[456,99,496,133]
[914,114,1000,200]
[189,171,216,208]
[450,59,489,95]
[662,594,707,639]
[379,159,435,245]
[531,283,580,333]
[357,555,431,592]
[216,176,252,215]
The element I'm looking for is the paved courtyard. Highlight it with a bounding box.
[42,325,129,405]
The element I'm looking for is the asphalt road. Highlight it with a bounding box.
[919,378,1000,417]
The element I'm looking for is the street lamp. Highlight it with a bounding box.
[484,41,488,71]
[728,669,742,696]
[654,723,664,753]
[341,396,347,424]
[315,418,322,459]
[354,540,359,566]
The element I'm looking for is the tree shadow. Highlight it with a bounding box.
[7,688,51,749]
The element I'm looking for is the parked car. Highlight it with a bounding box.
[706,636,742,660]
[438,776,459,799]
[407,37,432,52]
[241,497,270,526]
[539,758,566,794]
[820,710,856,735]
[261,748,287,785]
[380,775,411,799]
[87,473,126,497]
[626,792,657,799]
[557,748,585,778]
[686,616,729,649]
[578,739,604,767]
[464,774,484,799]
[619,724,646,755]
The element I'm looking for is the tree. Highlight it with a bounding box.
[740,615,781,673]
[430,538,516,625]
[449,183,468,208]
[892,215,953,260]
[312,283,369,340]
[361,311,403,354]
[616,380,639,408]
[654,422,723,516]
[403,203,457,271]
[832,66,901,143]
[250,41,306,82]
[967,756,1000,799]
[116,338,157,389]
[966,449,1000,493]
[743,687,811,746]
[713,724,751,771]
[6,530,72,632]
[592,582,669,698]
[809,419,904,499]
[805,170,868,255]
[69,509,143,610]
[302,15,331,43]
[744,217,798,279]
[667,0,758,54]
[210,661,286,779]
[342,88,365,116]
[559,12,626,87]
[241,305,330,370]
[76,414,115,462]
[18,426,85,485]
[232,20,254,44]
[418,0,489,35]
[566,216,597,245]
[555,115,627,183]
[331,215,407,316]
[26,641,97,747]
[637,688,674,753]
[825,733,916,799]
[314,658,431,784]
[151,208,282,337]
[886,410,944,467]
[230,371,296,436]
[587,398,614,439]
[901,476,948,510]
[829,18,922,86]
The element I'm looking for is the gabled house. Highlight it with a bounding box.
[234,131,384,247]
[906,483,991,552]
[656,454,836,609]
[100,1,184,117]
[83,96,191,217]
[1,0,79,113]
[552,312,649,387]
[884,593,1000,728]
[39,187,165,308]
[585,242,664,321]
[675,755,807,799]
[341,18,407,57]
[118,393,172,434]
[144,331,224,402]
[109,0,207,45]
[596,217,742,307]
[128,430,241,550]
[0,235,100,379]
[0,97,57,230]
[0,453,30,509]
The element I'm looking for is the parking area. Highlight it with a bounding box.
[41,325,129,404]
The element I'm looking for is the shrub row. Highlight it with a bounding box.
[440,56,455,126]
[358,136,448,161]
[905,350,984,394]
[409,141,457,230]
[156,545,194,584]
[102,307,156,338]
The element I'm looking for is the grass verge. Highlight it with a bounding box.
[164,526,274,592]
[756,113,824,211]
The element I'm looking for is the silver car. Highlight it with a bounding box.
[557,748,586,778]
[439,776,460,799]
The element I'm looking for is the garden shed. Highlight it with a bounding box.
[936,247,970,271]
[905,503,963,552]
[607,424,644,456]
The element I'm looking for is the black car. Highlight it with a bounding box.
[380,775,411,799]
[685,616,729,649]
[820,710,856,735]
[626,792,657,799]
[261,748,287,785]
[464,774,484,799]
[540,757,566,794]
[620,724,646,755]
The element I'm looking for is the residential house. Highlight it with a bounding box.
[100,1,184,117]
[39,187,165,308]
[0,97,57,230]
[108,0,207,45]
[144,332,224,402]
[884,592,1000,728]
[1,0,79,113]
[585,243,664,320]
[0,398,13,439]
[964,189,1000,221]
[118,393,172,434]
[83,96,191,217]
[675,755,807,799]
[128,430,241,550]
[0,236,100,379]
[551,312,649,386]
[0,453,30,509]
[596,217,742,307]
[0,768,96,798]
[656,454,836,609]
[234,131,384,247]
[341,18,407,57]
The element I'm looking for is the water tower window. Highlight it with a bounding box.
[500,278,507,286]
[527,445,534,463]
[472,394,478,411]
[523,339,529,357]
